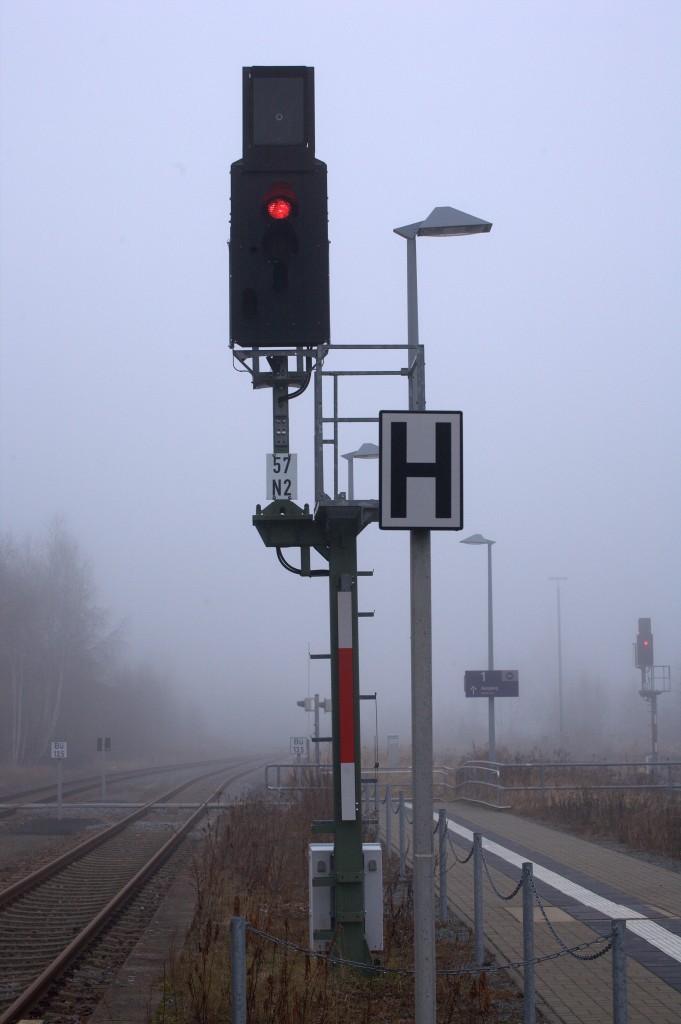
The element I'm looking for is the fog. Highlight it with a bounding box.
[1,1,679,762]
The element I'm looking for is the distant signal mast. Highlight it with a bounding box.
[635,617,670,767]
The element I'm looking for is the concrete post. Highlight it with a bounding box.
[385,784,392,856]
[438,809,447,922]
[399,790,407,879]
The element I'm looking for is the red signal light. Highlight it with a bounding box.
[267,197,292,220]
[263,181,297,221]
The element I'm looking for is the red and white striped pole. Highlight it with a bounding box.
[337,589,357,820]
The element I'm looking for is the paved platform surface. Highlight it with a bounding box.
[422,800,681,1024]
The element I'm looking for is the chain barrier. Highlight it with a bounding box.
[446,829,474,864]
[243,921,612,978]
[477,843,610,954]
[480,846,524,901]
[528,873,613,961]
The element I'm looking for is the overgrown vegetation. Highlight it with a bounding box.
[510,786,681,864]
[453,746,681,865]
[155,782,531,1023]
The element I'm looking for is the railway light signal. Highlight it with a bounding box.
[636,617,654,668]
[230,66,329,348]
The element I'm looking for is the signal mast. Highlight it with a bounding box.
[635,617,670,767]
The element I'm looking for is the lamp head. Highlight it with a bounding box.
[342,442,380,461]
[461,533,495,546]
[394,206,492,240]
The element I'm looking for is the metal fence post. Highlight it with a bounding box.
[473,832,484,968]
[612,919,628,1024]
[399,790,406,879]
[231,916,247,1024]
[438,809,447,922]
[522,862,535,1024]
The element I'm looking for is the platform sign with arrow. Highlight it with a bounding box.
[464,670,519,698]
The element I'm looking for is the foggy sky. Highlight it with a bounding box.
[1,0,679,759]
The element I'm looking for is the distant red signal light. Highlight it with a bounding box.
[636,618,654,668]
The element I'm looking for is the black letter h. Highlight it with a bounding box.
[390,421,451,519]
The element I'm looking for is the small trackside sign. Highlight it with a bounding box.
[266,453,297,501]
[379,411,463,529]
[290,736,308,757]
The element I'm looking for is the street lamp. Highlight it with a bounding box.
[460,533,496,761]
[342,442,379,500]
[394,205,492,1024]
[549,577,568,747]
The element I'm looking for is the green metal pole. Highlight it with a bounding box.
[326,507,372,967]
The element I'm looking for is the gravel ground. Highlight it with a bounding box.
[0,761,268,1022]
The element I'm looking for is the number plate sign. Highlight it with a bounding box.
[464,670,519,698]
[290,736,308,757]
[51,741,68,758]
[267,453,297,501]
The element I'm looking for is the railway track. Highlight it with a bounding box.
[0,757,264,1023]
[0,757,240,807]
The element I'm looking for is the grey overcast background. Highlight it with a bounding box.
[1,0,679,758]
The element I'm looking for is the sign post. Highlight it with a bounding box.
[51,741,67,819]
[97,737,111,799]
[379,407,464,1024]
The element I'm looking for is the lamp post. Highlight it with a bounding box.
[342,442,379,500]
[549,577,567,747]
[394,206,492,1024]
[461,533,496,761]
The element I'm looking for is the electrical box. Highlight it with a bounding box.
[308,842,383,952]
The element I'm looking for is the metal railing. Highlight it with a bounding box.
[266,759,681,810]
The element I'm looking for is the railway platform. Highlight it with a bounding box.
[434,800,681,1024]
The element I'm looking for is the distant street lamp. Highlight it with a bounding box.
[394,205,492,1024]
[342,442,379,500]
[549,577,568,747]
[460,534,496,761]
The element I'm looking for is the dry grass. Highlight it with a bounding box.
[510,786,681,863]
[154,782,530,1023]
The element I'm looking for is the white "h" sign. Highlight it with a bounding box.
[378,411,463,529]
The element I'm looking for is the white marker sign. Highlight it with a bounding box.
[266,453,297,501]
[51,741,68,759]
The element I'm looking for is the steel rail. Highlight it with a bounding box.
[0,756,241,804]
[0,762,234,910]
[0,759,261,1024]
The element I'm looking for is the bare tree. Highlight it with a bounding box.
[0,521,110,761]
